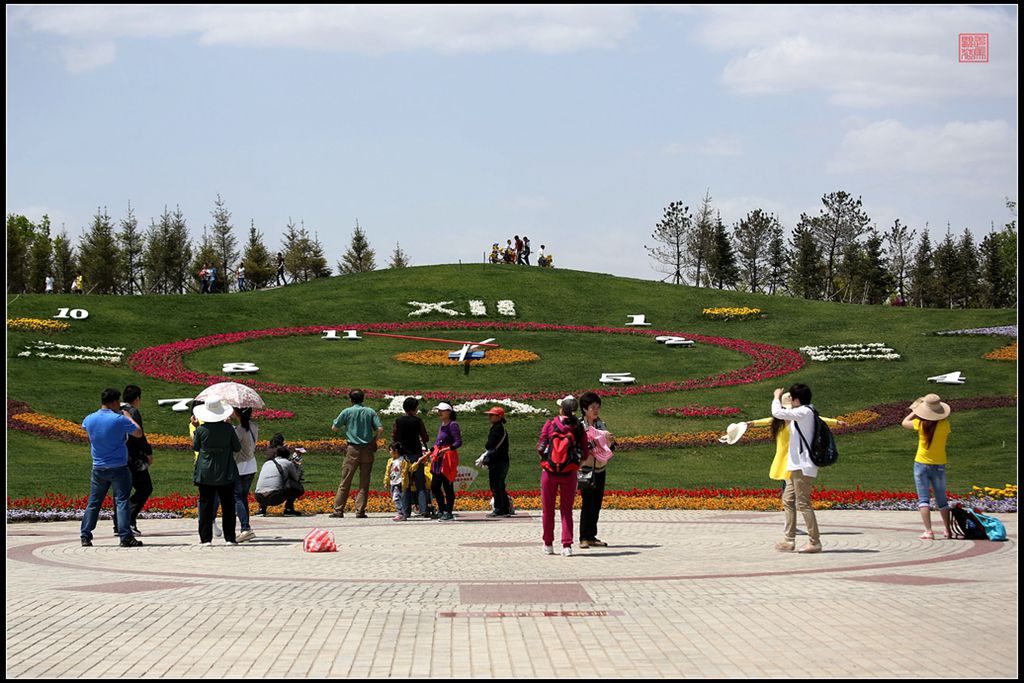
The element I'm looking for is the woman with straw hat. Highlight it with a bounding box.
[901,394,953,540]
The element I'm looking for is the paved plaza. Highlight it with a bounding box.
[5,509,1018,679]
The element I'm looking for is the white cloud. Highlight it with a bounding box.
[698,136,742,157]
[60,41,116,74]
[694,6,1018,107]
[10,5,637,71]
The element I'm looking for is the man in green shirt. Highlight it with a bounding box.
[330,389,384,518]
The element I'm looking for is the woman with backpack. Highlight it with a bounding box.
[537,396,589,557]
[900,394,953,540]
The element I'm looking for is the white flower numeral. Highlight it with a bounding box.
[158,398,197,412]
[407,301,463,317]
[322,329,362,340]
[54,308,89,320]
[655,335,694,347]
[407,300,516,317]
[223,362,259,374]
[599,372,636,384]
[626,314,651,326]
[380,395,424,415]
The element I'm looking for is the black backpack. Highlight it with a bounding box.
[793,407,839,468]
[950,503,989,540]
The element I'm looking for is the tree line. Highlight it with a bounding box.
[646,190,1017,309]
[6,197,413,294]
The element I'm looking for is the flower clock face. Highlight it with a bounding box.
[128,320,805,402]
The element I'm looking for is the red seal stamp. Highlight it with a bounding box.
[959,33,989,63]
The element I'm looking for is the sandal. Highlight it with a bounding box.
[919,530,935,540]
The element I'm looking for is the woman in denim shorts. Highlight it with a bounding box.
[901,394,953,540]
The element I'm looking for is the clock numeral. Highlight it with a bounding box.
[322,329,362,340]
[223,362,259,374]
[625,314,651,326]
[54,307,89,320]
[599,372,636,384]
[655,335,694,347]
[157,398,197,412]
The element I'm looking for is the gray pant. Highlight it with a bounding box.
[782,469,820,545]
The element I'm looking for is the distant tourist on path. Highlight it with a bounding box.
[255,433,304,516]
[191,399,241,545]
[111,385,153,538]
[579,392,615,548]
[232,407,259,542]
[514,235,524,264]
[330,390,384,518]
[901,394,953,540]
[770,384,823,553]
[44,274,54,294]
[80,388,143,548]
[522,236,531,265]
[537,395,588,557]
[478,406,511,517]
[72,272,84,294]
[236,263,247,292]
[429,401,462,521]
[276,252,287,286]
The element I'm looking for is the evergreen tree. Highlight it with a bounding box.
[167,206,193,294]
[908,229,936,308]
[143,211,170,293]
[645,201,690,284]
[337,221,377,274]
[884,219,915,304]
[706,214,739,290]
[687,190,717,287]
[787,223,824,299]
[388,242,410,269]
[997,208,1016,307]
[77,207,121,294]
[117,202,145,294]
[53,228,77,294]
[734,209,774,293]
[955,229,982,308]
[861,230,893,305]
[281,219,302,283]
[6,214,32,293]
[309,231,332,279]
[765,218,788,296]
[932,229,959,309]
[210,194,239,292]
[241,220,275,290]
[801,191,872,300]
[28,215,54,293]
[835,240,866,303]
[979,230,1007,308]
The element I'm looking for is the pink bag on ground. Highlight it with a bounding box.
[303,528,337,552]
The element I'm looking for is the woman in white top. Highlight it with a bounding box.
[770,384,822,553]
[232,407,259,543]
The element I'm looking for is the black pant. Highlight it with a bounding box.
[579,468,607,541]
[255,490,300,511]
[112,467,153,531]
[431,473,455,514]
[488,459,510,515]
[198,483,237,542]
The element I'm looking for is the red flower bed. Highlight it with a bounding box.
[656,405,742,417]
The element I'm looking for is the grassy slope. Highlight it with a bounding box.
[6,264,1017,499]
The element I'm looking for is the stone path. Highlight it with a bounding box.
[5,510,1017,678]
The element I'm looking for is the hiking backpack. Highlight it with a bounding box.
[793,407,839,468]
[539,418,583,473]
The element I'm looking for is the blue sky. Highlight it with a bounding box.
[6,5,1018,281]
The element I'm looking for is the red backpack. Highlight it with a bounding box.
[539,418,582,473]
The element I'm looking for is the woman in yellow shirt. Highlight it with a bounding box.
[900,393,952,540]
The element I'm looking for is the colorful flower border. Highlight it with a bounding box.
[655,405,742,418]
[394,349,540,367]
[126,321,806,400]
[984,342,1017,361]
[7,318,71,333]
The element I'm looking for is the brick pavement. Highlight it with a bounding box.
[5,510,1017,678]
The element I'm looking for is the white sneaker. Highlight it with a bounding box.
[543,545,555,555]
[200,542,213,547]
[237,530,255,543]
[561,546,573,557]
[224,541,238,546]
[212,520,223,537]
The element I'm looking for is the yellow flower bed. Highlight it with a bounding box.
[971,484,1017,500]
[395,348,540,366]
[984,342,1017,361]
[7,318,71,333]
[702,307,762,321]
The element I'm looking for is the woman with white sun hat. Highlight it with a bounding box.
[191,399,242,545]
[901,393,953,540]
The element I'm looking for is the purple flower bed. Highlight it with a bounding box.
[831,497,1017,513]
[936,325,1017,337]
[6,509,183,522]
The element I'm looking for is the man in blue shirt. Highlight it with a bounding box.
[80,388,144,547]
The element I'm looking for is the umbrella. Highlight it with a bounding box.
[195,382,266,409]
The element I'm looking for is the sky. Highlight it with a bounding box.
[5,5,1018,282]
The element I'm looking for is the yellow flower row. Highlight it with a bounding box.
[394,348,540,367]
[984,342,1017,361]
[702,307,762,321]
[971,484,1017,500]
[7,318,71,333]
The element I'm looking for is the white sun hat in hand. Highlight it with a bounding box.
[718,421,748,445]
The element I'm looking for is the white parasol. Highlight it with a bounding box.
[195,382,266,409]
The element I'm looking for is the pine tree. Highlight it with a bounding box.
[309,231,332,279]
[706,214,739,290]
[210,194,239,292]
[884,219,916,304]
[117,202,145,294]
[835,240,866,303]
[645,201,690,284]
[28,215,53,293]
[53,228,77,294]
[734,209,774,293]
[143,211,170,293]
[337,221,377,274]
[167,206,193,294]
[78,207,121,294]
[6,214,32,293]
[688,189,717,287]
[389,242,410,268]
[861,230,893,305]
[241,220,275,290]
[802,191,872,301]
[908,229,936,308]
[932,229,959,309]
[765,218,788,296]
[281,219,302,283]
[788,223,825,299]
[956,229,981,308]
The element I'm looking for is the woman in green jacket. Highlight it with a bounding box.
[192,399,242,545]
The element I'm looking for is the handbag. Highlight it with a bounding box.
[577,465,596,490]
[272,459,304,496]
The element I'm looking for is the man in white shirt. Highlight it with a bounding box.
[771,383,822,553]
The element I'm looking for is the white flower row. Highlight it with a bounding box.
[407,300,517,317]
[468,300,487,316]
[407,301,464,317]
[19,340,124,363]
[18,351,123,363]
[496,300,516,316]
[380,395,547,416]
[799,342,900,361]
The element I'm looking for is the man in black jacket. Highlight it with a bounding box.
[480,407,512,517]
[112,385,153,537]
